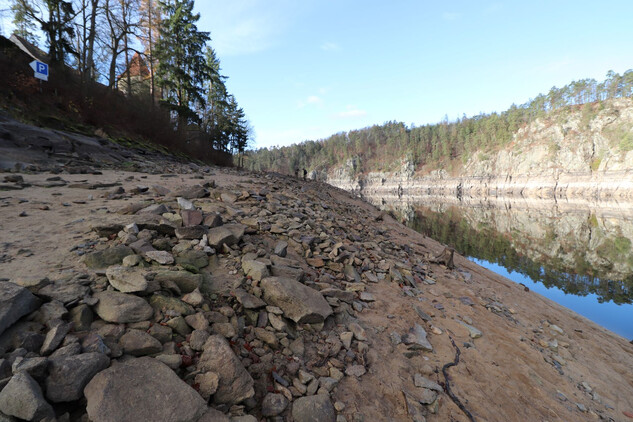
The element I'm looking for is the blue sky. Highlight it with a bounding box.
[2,1,632,149]
[194,0,633,149]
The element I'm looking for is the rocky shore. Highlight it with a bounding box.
[1,122,633,421]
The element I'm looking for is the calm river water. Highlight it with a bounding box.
[377,196,633,340]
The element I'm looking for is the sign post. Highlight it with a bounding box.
[29,60,49,81]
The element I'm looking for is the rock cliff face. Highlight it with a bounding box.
[326,99,633,201]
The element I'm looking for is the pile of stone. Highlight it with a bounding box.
[0,175,442,421]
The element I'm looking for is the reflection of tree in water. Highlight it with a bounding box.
[407,207,633,305]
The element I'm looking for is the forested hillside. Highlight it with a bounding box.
[2,0,249,164]
[246,70,633,176]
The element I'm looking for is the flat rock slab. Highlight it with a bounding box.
[292,394,336,422]
[153,271,202,294]
[45,352,110,402]
[84,357,206,422]
[198,335,254,405]
[260,277,333,324]
[93,291,154,323]
[83,245,134,269]
[119,330,162,356]
[106,266,149,293]
[0,281,40,337]
[403,324,433,352]
[234,288,266,309]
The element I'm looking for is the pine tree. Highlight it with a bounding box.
[13,0,78,64]
[155,0,212,127]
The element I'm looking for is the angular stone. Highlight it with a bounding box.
[189,329,210,351]
[198,335,255,405]
[40,320,73,355]
[242,259,269,281]
[260,277,333,324]
[148,324,173,343]
[149,295,194,316]
[345,365,366,377]
[458,320,482,339]
[340,332,353,349]
[184,313,209,331]
[0,281,40,337]
[175,250,209,270]
[207,226,237,249]
[145,250,174,265]
[12,357,48,381]
[153,271,202,294]
[0,372,55,421]
[270,265,304,281]
[93,291,154,323]
[292,395,336,422]
[349,322,367,341]
[45,353,110,402]
[254,327,278,348]
[137,203,170,215]
[414,374,443,391]
[177,197,195,210]
[175,225,206,240]
[171,186,208,199]
[262,393,289,417]
[194,371,219,400]
[106,266,149,293]
[274,241,288,257]
[38,280,90,305]
[119,330,162,356]
[83,245,134,269]
[182,288,204,307]
[181,210,203,227]
[84,357,207,422]
[234,288,266,309]
[403,324,433,352]
[69,304,93,332]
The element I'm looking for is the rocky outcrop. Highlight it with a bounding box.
[327,98,633,201]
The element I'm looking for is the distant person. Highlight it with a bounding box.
[303,168,307,181]
[294,168,299,178]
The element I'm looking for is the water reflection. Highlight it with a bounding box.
[372,196,633,339]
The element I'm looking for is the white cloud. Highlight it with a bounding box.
[297,94,323,108]
[334,105,367,118]
[320,42,340,51]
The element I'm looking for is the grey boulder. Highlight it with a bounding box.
[260,277,333,324]
[93,291,153,323]
[45,352,110,402]
[0,372,55,421]
[0,281,40,337]
[292,395,336,422]
[84,357,206,422]
[198,335,254,405]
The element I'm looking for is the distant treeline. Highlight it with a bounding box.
[246,69,633,175]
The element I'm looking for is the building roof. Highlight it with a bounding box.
[9,34,48,62]
[118,52,151,80]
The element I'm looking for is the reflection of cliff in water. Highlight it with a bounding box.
[373,196,633,304]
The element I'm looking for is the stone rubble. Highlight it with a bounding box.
[0,157,629,422]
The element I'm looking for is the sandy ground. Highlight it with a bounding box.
[1,168,633,422]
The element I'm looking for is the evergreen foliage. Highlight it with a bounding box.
[154,0,211,126]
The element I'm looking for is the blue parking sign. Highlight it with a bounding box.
[29,60,49,81]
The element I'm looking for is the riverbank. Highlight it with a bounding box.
[1,163,632,421]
